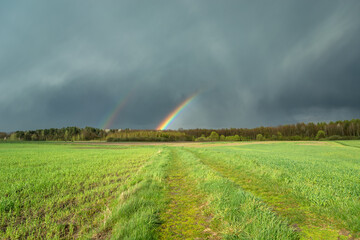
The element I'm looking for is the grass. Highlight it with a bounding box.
[1,141,359,239]
[0,143,159,239]
[336,140,360,148]
[99,148,169,240]
[177,148,298,240]
[158,148,219,239]
[188,141,360,239]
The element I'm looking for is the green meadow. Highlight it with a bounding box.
[1,141,359,239]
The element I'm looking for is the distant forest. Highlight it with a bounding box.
[1,119,360,142]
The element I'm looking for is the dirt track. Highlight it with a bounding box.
[68,141,328,148]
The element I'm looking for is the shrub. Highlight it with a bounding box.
[290,135,302,141]
[208,131,220,141]
[316,130,326,140]
[195,134,208,142]
[326,135,342,140]
[195,137,208,142]
[225,135,240,141]
[256,134,264,141]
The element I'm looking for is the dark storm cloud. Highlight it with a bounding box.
[1,0,360,131]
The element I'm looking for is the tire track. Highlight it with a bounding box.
[158,149,219,240]
[187,148,354,240]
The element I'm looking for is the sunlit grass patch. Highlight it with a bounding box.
[188,142,360,238]
[179,148,299,239]
[0,143,158,239]
[1,141,359,239]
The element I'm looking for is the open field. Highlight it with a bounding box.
[1,141,359,239]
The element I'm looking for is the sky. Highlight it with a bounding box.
[1,0,360,131]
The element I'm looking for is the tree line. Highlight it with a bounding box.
[1,119,360,142]
[183,119,360,141]
[1,127,106,141]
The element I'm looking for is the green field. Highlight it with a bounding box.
[1,141,359,239]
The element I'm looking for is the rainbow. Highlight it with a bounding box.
[156,92,198,130]
[102,92,134,129]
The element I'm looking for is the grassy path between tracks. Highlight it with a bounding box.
[158,149,219,239]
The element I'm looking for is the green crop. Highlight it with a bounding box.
[0,143,159,239]
[188,141,360,238]
[1,141,359,239]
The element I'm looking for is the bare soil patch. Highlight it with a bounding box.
[73,147,128,150]
[69,141,277,148]
[296,141,329,146]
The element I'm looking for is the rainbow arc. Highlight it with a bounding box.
[156,92,199,130]
[101,91,134,129]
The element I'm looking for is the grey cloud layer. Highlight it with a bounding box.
[1,0,360,131]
